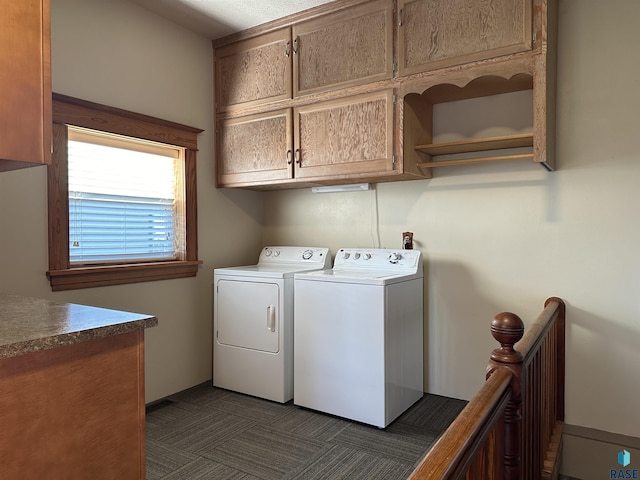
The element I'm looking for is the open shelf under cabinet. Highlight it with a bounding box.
[415,132,537,168]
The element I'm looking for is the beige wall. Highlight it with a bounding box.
[0,0,264,401]
[0,0,638,448]
[262,0,640,440]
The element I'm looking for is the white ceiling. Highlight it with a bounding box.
[127,0,336,40]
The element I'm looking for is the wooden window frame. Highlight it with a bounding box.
[47,93,203,291]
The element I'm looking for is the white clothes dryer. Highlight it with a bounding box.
[213,246,331,403]
[294,248,424,427]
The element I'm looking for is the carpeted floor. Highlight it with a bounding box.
[146,383,467,480]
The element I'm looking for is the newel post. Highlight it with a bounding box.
[487,312,525,480]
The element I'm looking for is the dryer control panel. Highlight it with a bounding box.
[334,248,422,273]
[259,246,331,267]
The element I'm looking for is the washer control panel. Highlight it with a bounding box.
[259,246,331,267]
[334,248,421,271]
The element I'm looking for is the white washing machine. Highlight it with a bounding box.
[294,247,423,427]
[213,246,331,403]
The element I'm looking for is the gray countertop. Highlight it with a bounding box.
[0,293,158,359]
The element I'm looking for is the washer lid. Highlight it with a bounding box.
[294,268,422,285]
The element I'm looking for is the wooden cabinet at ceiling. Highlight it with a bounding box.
[0,0,52,172]
[293,0,393,97]
[213,0,556,188]
[397,0,557,173]
[214,0,393,114]
[215,29,292,113]
[397,0,532,77]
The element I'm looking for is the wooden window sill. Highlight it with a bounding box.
[46,260,203,291]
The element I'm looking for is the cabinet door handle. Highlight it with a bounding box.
[398,8,403,27]
[285,41,291,57]
[286,149,292,164]
[294,148,301,166]
[292,37,299,55]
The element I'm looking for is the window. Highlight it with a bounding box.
[47,94,202,291]
[67,127,184,265]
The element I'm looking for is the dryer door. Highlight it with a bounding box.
[216,279,280,353]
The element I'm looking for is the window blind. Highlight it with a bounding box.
[67,128,183,265]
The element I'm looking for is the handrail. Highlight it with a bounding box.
[407,368,512,479]
[407,297,565,480]
[516,298,563,363]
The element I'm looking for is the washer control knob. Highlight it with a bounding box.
[302,249,313,260]
[388,252,402,264]
[354,252,361,260]
[363,253,371,260]
[273,250,280,257]
[342,251,350,259]
[264,249,272,256]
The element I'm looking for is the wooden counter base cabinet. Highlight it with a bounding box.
[0,330,146,479]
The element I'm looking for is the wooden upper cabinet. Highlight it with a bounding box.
[293,0,393,97]
[213,0,555,188]
[216,90,403,188]
[215,29,292,113]
[216,109,293,187]
[398,0,532,76]
[0,0,52,172]
[214,0,393,113]
[294,90,394,180]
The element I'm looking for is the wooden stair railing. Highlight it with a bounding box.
[517,297,566,480]
[407,297,565,480]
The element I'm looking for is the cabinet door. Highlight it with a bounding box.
[398,0,532,76]
[293,90,394,180]
[293,0,393,97]
[215,29,292,113]
[0,0,51,171]
[217,109,293,187]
